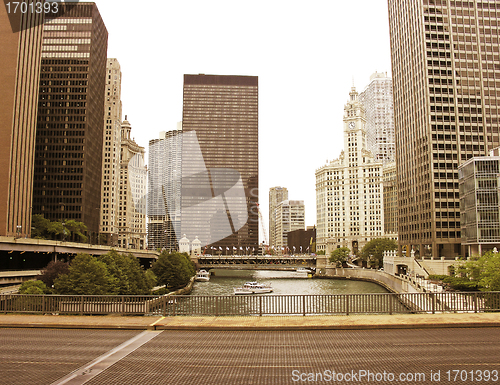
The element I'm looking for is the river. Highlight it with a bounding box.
[191,269,389,296]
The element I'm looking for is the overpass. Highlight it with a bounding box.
[195,255,317,270]
[0,236,160,276]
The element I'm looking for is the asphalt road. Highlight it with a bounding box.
[1,328,499,385]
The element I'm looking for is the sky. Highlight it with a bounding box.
[96,0,393,243]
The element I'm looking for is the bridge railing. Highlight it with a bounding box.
[1,292,499,316]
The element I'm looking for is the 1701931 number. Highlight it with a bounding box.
[446,370,499,382]
[6,2,59,14]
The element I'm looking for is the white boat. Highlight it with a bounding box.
[294,267,311,277]
[195,269,210,282]
[234,281,273,295]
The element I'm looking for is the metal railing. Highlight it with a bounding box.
[1,292,499,316]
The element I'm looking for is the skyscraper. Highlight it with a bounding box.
[148,129,183,251]
[118,119,147,249]
[0,6,44,237]
[182,74,258,253]
[100,58,122,245]
[388,0,500,258]
[32,3,108,239]
[269,186,288,249]
[359,72,395,164]
[316,88,384,254]
[274,200,305,254]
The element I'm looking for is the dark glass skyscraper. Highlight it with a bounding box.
[32,3,108,237]
[182,74,258,254]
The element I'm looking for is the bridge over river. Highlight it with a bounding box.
[195,255,317,270]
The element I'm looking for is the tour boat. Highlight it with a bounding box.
[234,281,273,295]
[195,269,210,282]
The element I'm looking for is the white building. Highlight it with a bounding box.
[269,186,288,249]
[359,72,395,164]
[118,119,147,249]
[147,129,182,251]
[274,200,305,254]
[316,87,384,255]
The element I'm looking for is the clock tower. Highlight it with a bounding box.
[315,86,385,256]
[343,87,369,168]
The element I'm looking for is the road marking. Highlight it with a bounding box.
[149,316,165,327]
[50,330,163,385]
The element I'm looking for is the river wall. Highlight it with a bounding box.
[319,267,420,294]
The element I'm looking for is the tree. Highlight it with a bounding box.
[360,238,398,268]
[19,280,50,294]
[329,247,350,267]
[456,251,500,291]
[97,250,154,295]
[31,215,88,243]
[38,260,70,288]
[54,253,118,295]
[64,219,88,243]
[152,251,195,290]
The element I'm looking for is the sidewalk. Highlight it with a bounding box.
[0,312,499,331]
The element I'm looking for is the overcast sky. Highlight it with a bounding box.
[96,0,393,243]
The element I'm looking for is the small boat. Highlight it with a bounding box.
[294,267,311,277]
[195,269,210,282]
[234,281,273,295]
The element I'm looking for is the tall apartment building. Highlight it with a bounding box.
[0,7,44,237]
[148,129,182,251]
[32,3,108,240]
[269,186,288,248]
[316,88,384,254]
[274,200,305,253]
[117,119,147,249]
[182,74,258,253]
[359,72,395,164]
[100,58,122,245]
[388,0,500,258]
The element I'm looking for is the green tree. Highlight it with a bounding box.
[64,219,88,243]
[54,253,118,295]
[31,214,50,239]
[360,238,398,268]
[329,247,350,267]
[19,280,50,294]
[98,250,154,295]
[38,260,70,288]
[457,251,500,291]
[152,251,195,290]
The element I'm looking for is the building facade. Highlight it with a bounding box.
[287,226,316,255]
[459,156,500,257]
[383,161,398,235]
[147,129,183,251]
[32,3,108,239]
[0,6,44,237]
[388,0,500,258]
[316,88,384,254]
[181,74,259,253]
[359,72,395,164]
[269,186,288,249]
[100,58,122,245]
[274,200,305,254]
[117,119,147,249]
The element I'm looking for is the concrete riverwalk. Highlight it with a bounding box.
[1,312,499,331]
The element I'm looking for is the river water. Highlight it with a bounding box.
[191,269,389,296]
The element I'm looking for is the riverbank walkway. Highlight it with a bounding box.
[1,312,499,331]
